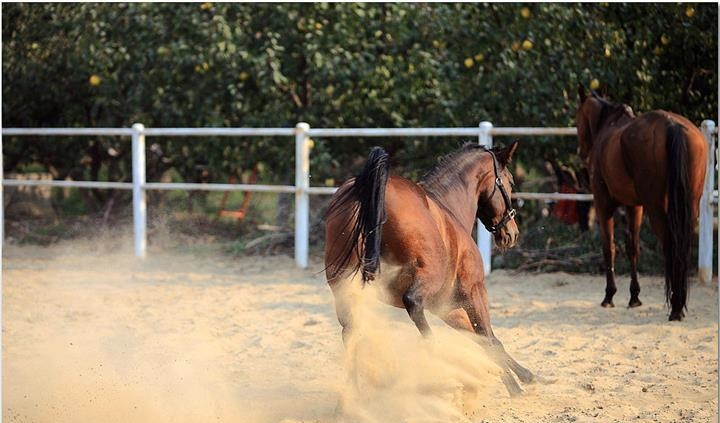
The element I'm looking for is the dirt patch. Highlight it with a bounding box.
[3,237,717,422]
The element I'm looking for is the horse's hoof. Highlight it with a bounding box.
[500,370,523,397]
[601,300,615,308]
[509,361,534,384]
[668,311,685,321]
[515,367,535,384]
[628,299,642,308]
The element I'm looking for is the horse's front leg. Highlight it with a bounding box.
[597,204,618,308]
[625,205,643,307]
[447,282,533,396]
[465,284,533,382]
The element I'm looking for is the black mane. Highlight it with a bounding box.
[419,143,489,199]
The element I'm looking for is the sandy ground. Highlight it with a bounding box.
[3,236,718,423]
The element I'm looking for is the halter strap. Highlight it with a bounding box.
[483,151,517,234]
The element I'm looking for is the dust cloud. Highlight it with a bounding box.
[330,278,505,423]
[4,233,718,422]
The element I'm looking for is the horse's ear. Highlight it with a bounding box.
[578,84,587,102]
[600,84,608,98]
[496,140,519,168]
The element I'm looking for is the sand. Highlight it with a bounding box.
[3,236,718,423]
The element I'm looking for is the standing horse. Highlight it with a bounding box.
[324,142,533,396]
[575,86,708,321]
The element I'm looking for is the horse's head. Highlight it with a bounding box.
[576,85,635,161]
[477,141,520,250]
[575,85,604,161]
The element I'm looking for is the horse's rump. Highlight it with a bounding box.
[324,147,390,283]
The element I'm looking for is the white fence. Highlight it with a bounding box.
[2,121,717,281]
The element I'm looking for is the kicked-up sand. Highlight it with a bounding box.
[3,236,717,422]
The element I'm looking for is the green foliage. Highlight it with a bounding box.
[2,3,718,216]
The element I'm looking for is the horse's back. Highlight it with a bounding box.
[325,173,467,308]
[594,127,642,206]
[383,175,483,308]
[382,175,456,267]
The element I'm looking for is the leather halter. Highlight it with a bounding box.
[482,151,517,234]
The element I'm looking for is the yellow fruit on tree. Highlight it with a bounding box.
[661,35,670,45]
[685,6,695,17]
[589,78,600,90]
[474,53,484,62]
[89,75,101,86]
[522,39,533,51]
[464,57,474,68]
[520,7,530,19]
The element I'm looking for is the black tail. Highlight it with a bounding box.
[325,147,389,283]
[665,123,692,316]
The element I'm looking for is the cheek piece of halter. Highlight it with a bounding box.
[481,151,517,234]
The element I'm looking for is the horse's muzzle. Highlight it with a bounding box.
[495,224,519,250]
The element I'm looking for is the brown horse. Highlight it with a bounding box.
[324,142,533,396]
[575,86,708,321]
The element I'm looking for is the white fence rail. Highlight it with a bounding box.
[2,121,717,281]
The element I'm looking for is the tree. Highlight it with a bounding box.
[2,3,717,215]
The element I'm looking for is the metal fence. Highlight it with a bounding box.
[2,121,717,281]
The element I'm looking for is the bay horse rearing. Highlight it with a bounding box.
[576,86,708,321]
[324,142,533,396]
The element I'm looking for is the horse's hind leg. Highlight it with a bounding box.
[330,278,367,398]
[597,204,618,307]
[626,205,643,307]
[330,279,358,345]
[402,278,433,337]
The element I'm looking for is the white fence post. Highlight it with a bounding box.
[478,121,493,276]
[1,135,4,248]
[295,122,311,268]
[132,123,147,258]
[699,120,716,282]
[0,130,2,413]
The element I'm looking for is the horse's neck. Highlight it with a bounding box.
[435,189,477,233]
[425,169,487,234]
[420,149,494,233]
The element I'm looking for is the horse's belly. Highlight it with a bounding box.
[598,161,641,205]
[373,260,414,308]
